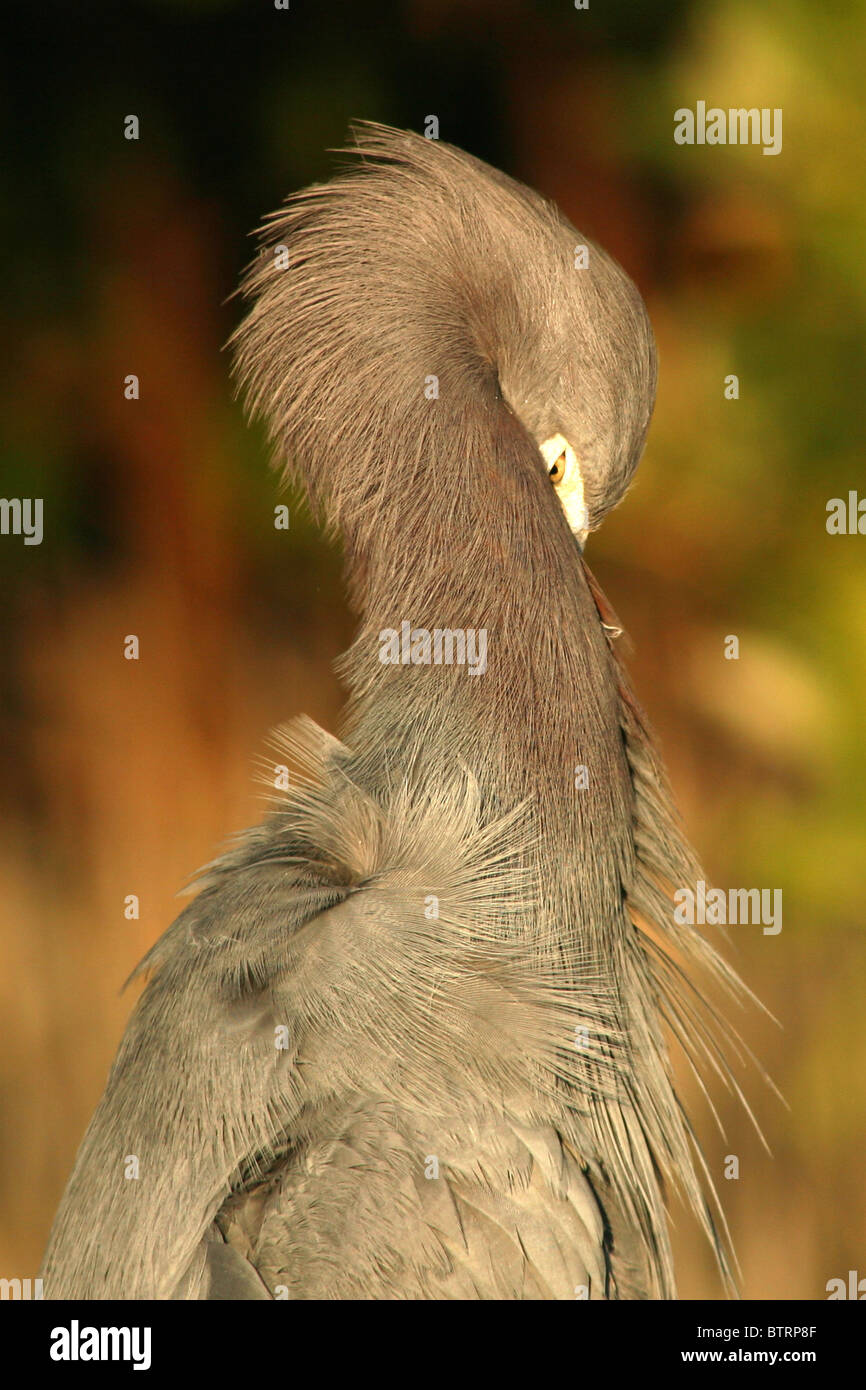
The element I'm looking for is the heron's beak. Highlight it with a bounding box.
[583,559,626,643]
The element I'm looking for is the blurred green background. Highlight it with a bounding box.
[1,0,864,1299]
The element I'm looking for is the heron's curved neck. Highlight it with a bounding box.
[339,476,634,937]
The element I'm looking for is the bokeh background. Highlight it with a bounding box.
[2,0,864,1299]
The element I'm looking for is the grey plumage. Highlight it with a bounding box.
[41,124,759,1300]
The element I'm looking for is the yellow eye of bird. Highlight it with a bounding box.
[539,434,589,543]
[548,452,567,484]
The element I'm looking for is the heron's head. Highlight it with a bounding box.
[479,171,657,547]
[233,123,656,586]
